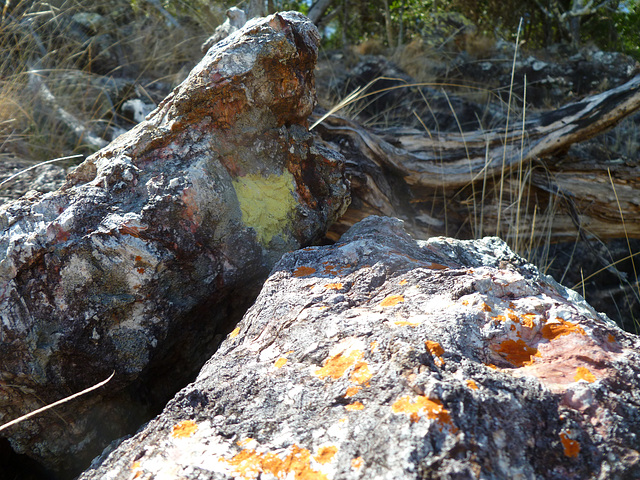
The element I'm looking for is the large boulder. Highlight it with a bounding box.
[80,216,640,480]
[0,11,348,478]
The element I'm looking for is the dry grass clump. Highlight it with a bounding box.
[0,0,219,164]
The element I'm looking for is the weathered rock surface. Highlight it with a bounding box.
[0,11,348,477]
[80,216,640,480]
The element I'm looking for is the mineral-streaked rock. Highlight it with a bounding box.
[80,216,640,480]
[0,11,348,477]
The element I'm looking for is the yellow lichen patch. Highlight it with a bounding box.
[315,350,365,380]
[344,386,361,397]
[399,279,408,285]
[274,357,288,369]
[574,366,596,383]
[313,446,337,464]
[325,283,343,290]
[559,432,580,458]
[345,401,364,411]
[171,420,198,439]
[380,294,404,307]
[229,327,241,338]
[226,444,329,480]
[232,171,297,246]
[493,339,539,367]
[466,379,479,390]
[351,457,364,469]
[293,266,317,277]
[541,317,586,341]
[391,395,454,426]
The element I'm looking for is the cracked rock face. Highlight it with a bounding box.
[0,11,348,477]
[80,216,640,480]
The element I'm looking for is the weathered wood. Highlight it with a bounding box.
[313,74,640,244]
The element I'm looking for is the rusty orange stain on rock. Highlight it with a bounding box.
[559,432,580,458]
[325,283,343,290]
[541,317,586,340]
[229,327,241,338]
[345,401,364,411]
[293,266,316,277]
[391,395,454,426]
[493,339,539,367]
[171,420,198,439]
[380,294,404,307]
[274,357,288,369]
[227,444,329,480]
[427,262,448,270]
[313,445,337,464]
[351,457,364,469]
[466,379,479,390]
[574,366,596,383]
[607,333,616,343]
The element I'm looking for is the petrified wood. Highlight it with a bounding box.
[0,11,348,477]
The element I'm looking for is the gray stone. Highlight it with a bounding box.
[80,216,640,480]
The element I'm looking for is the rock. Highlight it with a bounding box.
[0,11,348,478]
[79,216,640,480]
[201,7,248,53]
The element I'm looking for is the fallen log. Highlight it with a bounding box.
[0,12,348,478]
[313,74,640,244]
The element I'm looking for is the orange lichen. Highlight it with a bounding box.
[607,334,616,343]
[227,444,329,480]
[480,302,492,312]
[380,294,404,307]
[350,361,373,385]
[351,457,364,469]
[391,395,453,426]
[559,432,580,458]
[136,267,145,274]
[493,339,538,367]
[541,317,586,341]
[325,283,343,290]
[394,320,420,327]
[314,446,337,464]
[345,401,364,411]
[520,313,537,328]
[274,357,288,369]
[461,299,469,306]
[370,341,379,352]
[315,350,364,380]
[466,379,479,390]
[293,266,316,277]
[344,386,361,397]
[574,366,596,383]
[171,420,198,439]
[229,327,241,338]
[237,438,255,447]
[399,279,408,285]
[425,341,444,357]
